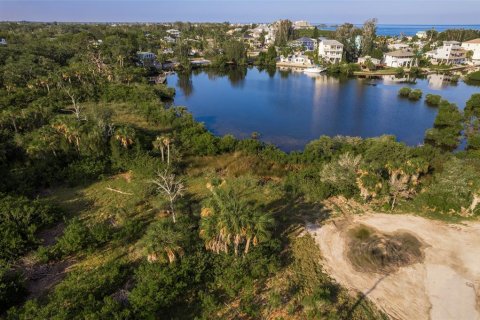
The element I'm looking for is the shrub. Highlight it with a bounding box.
[425,94,442,106]
[408,89,422,101]
[0,194,59,261]
[466,70,480,82]
[398,87,412,97]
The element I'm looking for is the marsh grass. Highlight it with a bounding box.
[347,225,424,274]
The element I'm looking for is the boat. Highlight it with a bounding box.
[304,66,327,74]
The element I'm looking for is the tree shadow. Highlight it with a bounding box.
[343,274,389,319]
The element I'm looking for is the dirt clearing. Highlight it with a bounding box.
[307,214,480,320]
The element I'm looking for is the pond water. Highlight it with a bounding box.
[167,67,480,151]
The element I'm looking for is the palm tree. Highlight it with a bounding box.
[114,126,136,148]
[162,135,173,165]
[142,220,186,264]
[199,184,274,256]
[152,136,165,162]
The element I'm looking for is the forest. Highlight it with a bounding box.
[0,22,480,319]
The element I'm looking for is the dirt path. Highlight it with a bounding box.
[307,214,480,320]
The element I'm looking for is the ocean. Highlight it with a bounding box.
[315,24,480,36]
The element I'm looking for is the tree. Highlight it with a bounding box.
[361,18,377,56]
[114,126,136,149]
[150,169,185,223]
[334,23,360,62]
[199,180,274,256]
[141,220,186,263]
[274,20,293,46]
[425,100,463,151]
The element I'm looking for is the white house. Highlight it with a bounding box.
[0,38,7,45]
[383,50,416,68]
[293,20,313,30]
[416,31,428,39]
[279,54,313,66]
[387,43,411,51]
[461,38,480,65]
[426,41,466,65]
[166,29,181,38]
[357,56,381,67]
[318,39,343,63]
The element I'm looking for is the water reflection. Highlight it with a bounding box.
[427,73,451,90]
[168,67,479,151]
[177,72,193,97]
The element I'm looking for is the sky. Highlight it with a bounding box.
[0,0,479,24]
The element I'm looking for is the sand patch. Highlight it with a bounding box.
[308,214,480,320]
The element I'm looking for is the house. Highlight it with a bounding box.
[426,41,466,65]
[166,29,181,38]
[293,20,313,30]
[318,39,343,63]
[461,38,480,65]
[0,38,7,45]
[164,36,176,43]
[388,43,411,51]
[416,31,428,39]
[293,37,316,51]
[357,56,382,68]
[279,54,313,66]
[137,51,158,67]
[383,50,416,68]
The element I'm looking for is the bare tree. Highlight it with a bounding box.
[150,169,185,223]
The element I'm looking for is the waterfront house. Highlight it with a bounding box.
[461,38,480,65]
[279,54,313,66]
[137,51,159,68]
[293,37,317,51]
[357,56,381,69]
[0,38,7,45]
[426,41,466,65]
[318,38,343,63]
[416,31,428,39]
[383,50,416,68]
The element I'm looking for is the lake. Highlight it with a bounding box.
[167,68,480,151]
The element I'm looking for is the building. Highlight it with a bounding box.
[293,37,317,51]
[0,38,6,45]
[387,43,411,51]
[279,54,313,66]
[416,31,428,39]
[166,29,181,38]
[383,50,416,68]
[318,39,343,63]
[137,52,159,68]
[357,56,382,68]
[426,41,466,65]
[164,36,176,44]
[293,20,313,30]
[461,38,480,65]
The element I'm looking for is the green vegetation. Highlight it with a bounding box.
[425,94,442,106]
[398,87,412,97]
[1,22,480,319]
[408,89,423,101]
[466,71,480,82]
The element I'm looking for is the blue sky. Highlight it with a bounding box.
[0,0,479,24]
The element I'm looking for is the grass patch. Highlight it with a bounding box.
[347,225,424,274]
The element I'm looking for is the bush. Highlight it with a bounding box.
[398,87,412,97]
[425,94,442,106]
[466,70,480,82]
[0,264,26,311]
[0,194,59,261]
[408,89,422,101]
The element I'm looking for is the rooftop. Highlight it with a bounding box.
[385,50,415,57]
[464,38,480,44]
[320,39,343,46]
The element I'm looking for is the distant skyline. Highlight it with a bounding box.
[1,0,480,24]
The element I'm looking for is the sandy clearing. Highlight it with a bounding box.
[307,214,480,320]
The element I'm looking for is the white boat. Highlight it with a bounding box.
[304,66,326,74]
